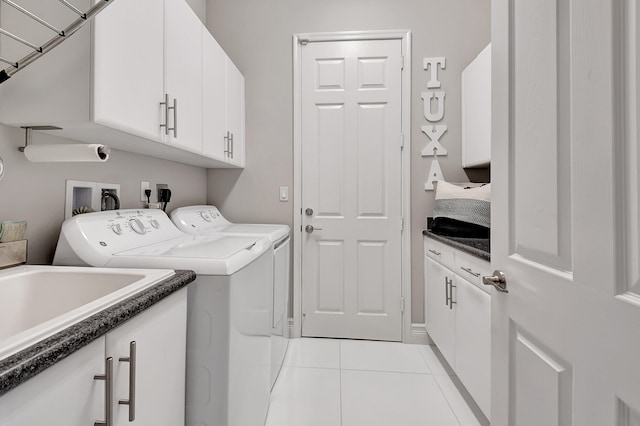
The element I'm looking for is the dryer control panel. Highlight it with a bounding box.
[170,205,231,231]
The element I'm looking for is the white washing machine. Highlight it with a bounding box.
[170,205,290,390]
[53,209,273,426]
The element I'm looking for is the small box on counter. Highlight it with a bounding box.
[0,240,27,269]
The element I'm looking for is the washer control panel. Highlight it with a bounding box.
[66,209,185,255]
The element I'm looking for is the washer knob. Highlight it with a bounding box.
[199,212,211,222]
[129,218,146,235]
[150,219,160,229]
[111,224,123,235]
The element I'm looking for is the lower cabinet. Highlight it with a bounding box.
[425,257,456,367]
[453,274,491,417]
[0,289,187,425]
[424,236,491,419]
[0,338,105,425]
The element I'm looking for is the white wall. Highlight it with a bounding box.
[205,0,491,323]
[0,124,207,264]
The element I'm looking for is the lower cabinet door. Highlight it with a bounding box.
[0,338,106,425]
[425,257,456,368]
[106,289,187,426]
[454,276,491,418]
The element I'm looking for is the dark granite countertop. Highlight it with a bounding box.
[422,230,491,261]
[0,269,196,396]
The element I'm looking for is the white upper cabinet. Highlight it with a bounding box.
[163,0,203,154]
[93,0,165,142]
[202,32,246,167]
[0,0,244,169]
[225,58,245,167]
[461,43,491,168]
[202,31,227,161]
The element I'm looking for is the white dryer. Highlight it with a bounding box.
[170,205,290,389]
[53,209,273,426]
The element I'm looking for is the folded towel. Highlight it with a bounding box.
[0,221,27,243]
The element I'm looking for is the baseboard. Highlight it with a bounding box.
[404,323,431,345]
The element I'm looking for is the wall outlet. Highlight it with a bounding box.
[140,181,151,202]
[156,183,168,202]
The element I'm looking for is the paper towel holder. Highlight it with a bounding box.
[18,125,62,152]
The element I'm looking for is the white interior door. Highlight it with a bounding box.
[492,0,640,424]
[300,39,403,341]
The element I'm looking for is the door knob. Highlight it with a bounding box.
[305,225,323,233]
[482,270,508,293]
[305,208,313,216]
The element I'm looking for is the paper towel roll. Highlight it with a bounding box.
[23,144,110,162]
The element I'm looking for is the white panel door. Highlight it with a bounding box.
[300,39,403,341]
[492,0,640,424]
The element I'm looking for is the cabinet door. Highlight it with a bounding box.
[225,58,245,166]
[454,276,491,418]
[164,0,203,154]
[93,0,165,141]
[0,338,105,425]
[425,257,456,367]
[106,290,187,426]
[202,31,227,161]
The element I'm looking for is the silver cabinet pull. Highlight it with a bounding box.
[168,98,177,138]
[229,132,234,159]
[94,357,113,426]
[483,270,508,293]
[118,341,137,422]
[160,94,169,135]
[428,249,441,256]
[448,278,456,310]
[460,266,480,277]
[305,225,323,233]
[224,131,231,158]
[444,276,449,306]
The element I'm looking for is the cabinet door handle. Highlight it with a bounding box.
[94,357,113,426]
[428,249,441,256]
[445,276,449,307]
[160,94,170,136]
[224,131,231,158]
[449,279,457,310]
[460,266,480,277]
[168,98,178,138]
[118,341,137,421]
[230,132,234,159]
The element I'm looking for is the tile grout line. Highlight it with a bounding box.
[432,374,463,426]
[339,340,343,426]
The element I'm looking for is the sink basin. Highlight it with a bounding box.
[0,265,175,359]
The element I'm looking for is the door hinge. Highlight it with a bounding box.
[400,217,404,231]
[400,297,405,312]
[399,134,405,149]
[401,55,405,70]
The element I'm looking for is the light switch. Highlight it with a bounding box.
[279,186,289,202]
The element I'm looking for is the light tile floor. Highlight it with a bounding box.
[265,338,489,426]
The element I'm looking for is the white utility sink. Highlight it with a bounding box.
[0,265,175,359]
